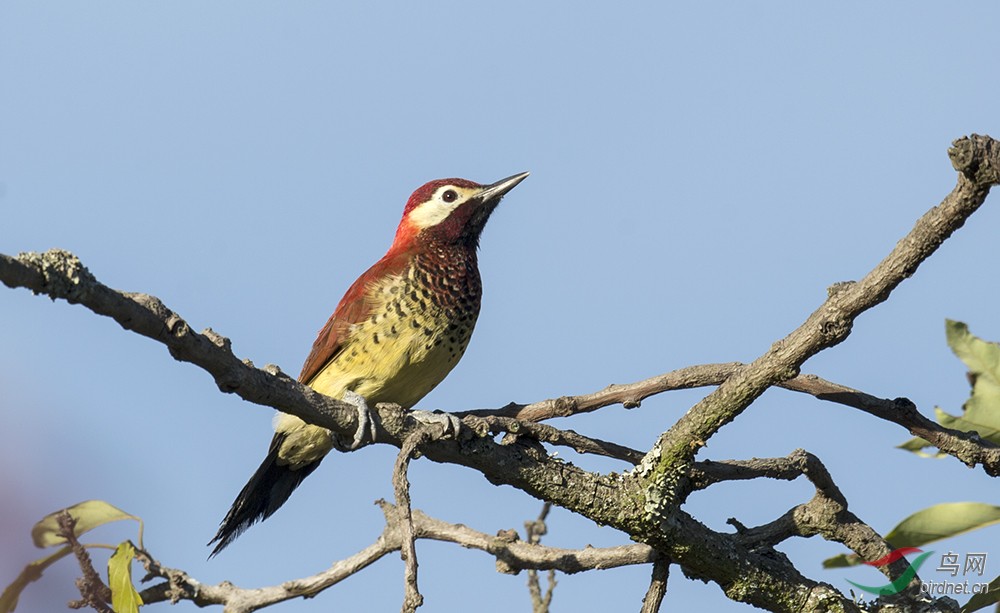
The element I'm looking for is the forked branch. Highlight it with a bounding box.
[4,135,997,613]
[135,501,656,612]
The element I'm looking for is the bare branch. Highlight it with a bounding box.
[690,450,845,507]
[783,375,1000,475]
[687,450,910,588]
[136,534,396,612]
[465,415,644,465]
[57,513,112,613]
[639,557,670,613]
[644,135,998,476]
[0,250,370,444]
[461,362,743,421]
[466,363,1000,474]
[622,135,999,612]
[524,503,556,613]
[393,431,431,613]
[136,500,656,611]
[0,248,654,586]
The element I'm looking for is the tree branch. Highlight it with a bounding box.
[136,500,657,611]
[6,135,996,613]
[393,431,430,613]
[648,135,1000,468]
[783,375,1000,475]
[693,451,908,583]
[627,134,998,610]
[644,134,998,483]
[478,363,1000,474]
[58,513,112,613]
[0,250,378,442]
[639,556,670,613]
[523,503,556,613]
[464,415,644,465]
[460,362,744,421]
[0,250,903,610]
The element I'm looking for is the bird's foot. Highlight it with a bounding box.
[410,410,463,440]
[333,390,378,451]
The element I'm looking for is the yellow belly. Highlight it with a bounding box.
[275,272,476,468]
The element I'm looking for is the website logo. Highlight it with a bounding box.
[847,547,933,596]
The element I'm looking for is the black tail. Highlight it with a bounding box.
[208,433,322,556]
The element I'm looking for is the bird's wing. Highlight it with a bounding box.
[297,249,412,385]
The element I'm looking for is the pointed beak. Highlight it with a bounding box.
[461,171,529,244]
[478,171,530,202]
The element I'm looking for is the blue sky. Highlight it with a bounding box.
[2,3,1000,611]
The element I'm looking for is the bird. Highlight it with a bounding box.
[209,172,529,555]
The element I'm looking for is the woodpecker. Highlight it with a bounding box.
[209,172,529,555]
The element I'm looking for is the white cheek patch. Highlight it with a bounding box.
[407,186,473,229]
[408,199,462,229]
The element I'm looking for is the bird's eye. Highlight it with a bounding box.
[442,190,458,203]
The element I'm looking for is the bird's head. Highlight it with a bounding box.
[389,172,529,252]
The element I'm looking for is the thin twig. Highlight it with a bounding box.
[639,556,670,613]
[524,503,556,613]
[393,430,431,613]
[784,375,1000,474]
[137,530,398,612]
[463,364,1000,475]
[136,500,655,611]
[57,512,112,613]
[460,362,743,421]
[465,415,644,465]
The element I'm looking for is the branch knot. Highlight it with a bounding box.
[949,134,1000,186]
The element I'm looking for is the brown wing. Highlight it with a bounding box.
[297,249,413,385]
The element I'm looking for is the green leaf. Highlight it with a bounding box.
[961,574,1000,612]
[897,434,943,456]
[31,500,137,548]
[884,502,1000,548]
[821,553,858,569]
[0,547,72,612]
[902,320,1000,454]
[108,541,142,613]
[947,320,1000,382]
[823,502,1000,569]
